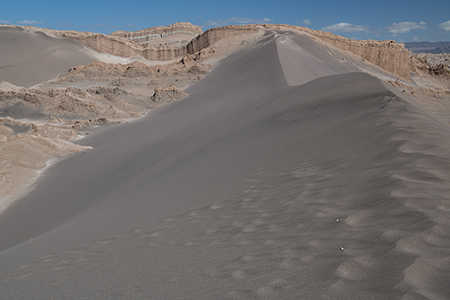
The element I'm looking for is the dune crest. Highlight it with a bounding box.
[0,23,450,299]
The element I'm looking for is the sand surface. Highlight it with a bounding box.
[1,30,450,299]
[0,27,100,88]
[0,27,212,210]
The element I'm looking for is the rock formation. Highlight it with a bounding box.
[410,55,450,78]
[306,32,411,80]
[0,54,210,204]
[0,116,92,209]
[27,23,412,81]
[110,22,203,45]
[1,58,210,121]
[33,22,203,61]
[151,85,188,103]
[193,24,411,80]
[415,52,450,68]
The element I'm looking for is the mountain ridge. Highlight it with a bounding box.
[1,22,412,80]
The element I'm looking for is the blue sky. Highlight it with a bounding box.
[1,0,449,42]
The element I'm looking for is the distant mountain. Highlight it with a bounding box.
[404,41,450,53]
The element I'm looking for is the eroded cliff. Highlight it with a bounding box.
[111,22,203,45]
[187,24,411,80]
[30,23,413,80]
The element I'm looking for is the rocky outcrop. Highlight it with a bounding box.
[430,64,450,76]
[410,55,450,77]
[62,32,188,61]
[186,25,256,54]
[151,85,188,103]
[110,22,203,44]
[0,116,92,208]
[54,60,210,89]
[47,22,202,61]
[308,32,411,80]
[87,86,131,96]
[0,86,139,119]
[415,53,450,68]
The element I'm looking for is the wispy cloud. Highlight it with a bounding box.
[438,20,450,31]
[126,24,135,27]
[302,19,311,26]
[17,20,43,25]
[0,19,11,24]
[322,22,368,33]
[202,17,272,28]
[386,21,426,34]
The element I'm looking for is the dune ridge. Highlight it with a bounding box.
[0,25,449,299]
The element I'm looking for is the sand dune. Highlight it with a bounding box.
[0,26,175,88]
[0,29,450,299]
[0,27,99,87]
[0,26,212,209]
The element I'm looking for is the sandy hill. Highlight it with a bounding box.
[0,22,450,299]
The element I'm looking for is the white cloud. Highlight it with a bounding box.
[321,22,368,33]
[203,17,272,28]
[0,19,11,24]
[438,20,450,31]
[386,21,426,34]
[17,20,43,25]
[412,37,421,42]
[302,19,311,25]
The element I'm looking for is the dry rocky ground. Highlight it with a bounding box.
[0,52,211,207]
[415,52,450,68]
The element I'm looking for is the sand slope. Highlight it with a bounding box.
[0,27,101,87]
[1,31,450,299]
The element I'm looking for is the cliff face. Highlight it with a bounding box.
[53,28,192,61]
[188,24,411,80]
[71,34,188,61]
[186,26,256,54]
[18,22,412,80]
[21,22,201,61]
[304,28,411,80]
[110,22,203,44]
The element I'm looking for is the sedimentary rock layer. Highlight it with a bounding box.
[33,23,412,80]
[110,22,203,44]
